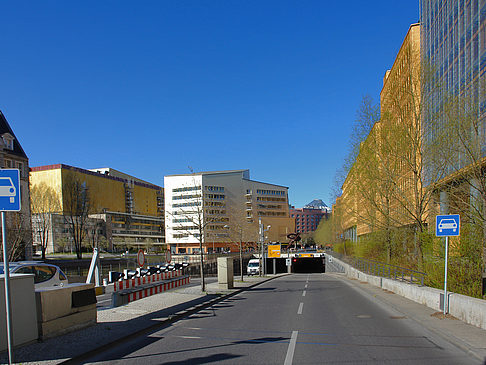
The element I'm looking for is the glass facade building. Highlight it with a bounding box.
[421,0,486,167]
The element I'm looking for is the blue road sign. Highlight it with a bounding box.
[0,169,21,211]
[436,214,460,237]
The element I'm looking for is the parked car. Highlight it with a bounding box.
[0,262,68,289]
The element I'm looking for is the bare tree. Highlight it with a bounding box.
[63,173,90,259]
[224,210,258,281]
[0,212,32,262]
[30,182,61,259]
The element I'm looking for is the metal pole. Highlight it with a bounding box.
[2,212,13,364]
[259,218,263,277]
[239,229,243,282]
[444,236,449,315]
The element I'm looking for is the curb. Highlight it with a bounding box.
[61,274,286,364]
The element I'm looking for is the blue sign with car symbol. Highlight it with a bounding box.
[0,169,21,211]
[436,214,460,237]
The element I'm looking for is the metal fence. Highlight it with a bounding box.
[329,252,426,286]
[46,254,255,282]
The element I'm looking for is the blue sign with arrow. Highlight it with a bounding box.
[435,214,460,237]
[0,169,21,212]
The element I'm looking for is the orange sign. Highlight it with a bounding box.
[268,244,281,258]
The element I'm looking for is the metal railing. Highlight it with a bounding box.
[329,252,426,286]
[46,254,254,281]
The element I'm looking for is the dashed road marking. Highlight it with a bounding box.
[302,290,306,297]
[298,302,304,315]
[284,331,298,365]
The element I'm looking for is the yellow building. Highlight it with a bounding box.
[335,24,422,241]
[30,164,164,253]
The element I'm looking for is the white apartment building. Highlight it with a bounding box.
[164,169,294,254]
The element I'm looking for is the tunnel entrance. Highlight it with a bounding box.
[291,257,325,273]
[263,256,326,274]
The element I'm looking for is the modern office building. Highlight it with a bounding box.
[290,200,330,234]
[420,1,486,192]
[0,111,32,260]
[30,164,164,253]
[421,0,486,141]
[164,169,294,254]
[421,0,486,292]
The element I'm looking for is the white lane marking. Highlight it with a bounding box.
[304,284,308,288]
[177,336,201,339]
[297,302,304,314]
[302,290,306,297]
[186,327,202,330]
[284,331,298,365]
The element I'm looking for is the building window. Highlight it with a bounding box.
[2,134,13,150]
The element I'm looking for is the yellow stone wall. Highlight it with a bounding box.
[133,184,159,216]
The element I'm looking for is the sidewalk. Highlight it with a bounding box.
[0,275,281,365]
[328,273,486,363]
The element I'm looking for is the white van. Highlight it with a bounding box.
[247,259,260,275]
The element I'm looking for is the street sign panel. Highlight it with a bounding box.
[268,244,281,258]
[137,249,145,267]
[165,250,172,263]
[0,169,20,211]
[436,214,460,237]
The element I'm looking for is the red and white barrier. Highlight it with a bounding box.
[126,276,190,304]
[114,269,183,292]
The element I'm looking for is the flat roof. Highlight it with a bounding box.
[165,169,249,177]
[30,164,162,190]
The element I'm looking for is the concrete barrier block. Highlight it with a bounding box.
[217,257,234,289]
[0,274,38,351]
[36,283,95,322]
[38,306,97,340]
[35,283,97,339]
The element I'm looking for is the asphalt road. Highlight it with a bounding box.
[85,274,478,364]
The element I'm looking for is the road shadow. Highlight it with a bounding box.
[86,335,288,363]
[0,294,220,364]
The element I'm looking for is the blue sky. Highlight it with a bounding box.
[0,1,419,208]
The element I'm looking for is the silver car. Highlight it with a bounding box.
[0,262,68,289]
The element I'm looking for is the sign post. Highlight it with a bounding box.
[165,250,171,264]
[0,169,21,365]
[435,214,460,315]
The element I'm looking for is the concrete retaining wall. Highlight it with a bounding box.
[327,255,486,330]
